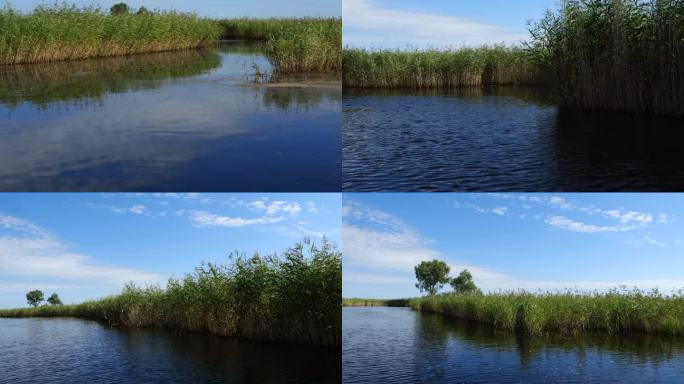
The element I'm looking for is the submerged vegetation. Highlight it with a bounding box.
[344,0,684,116]
[0,239,341,347]
[0,4,221,65]
[220,18,342,73]
[412,289,684,337]
[343,46,538,88]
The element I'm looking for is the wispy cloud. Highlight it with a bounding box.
[0,214,162,289]
[343,0,528,48]
[190,210,284,228]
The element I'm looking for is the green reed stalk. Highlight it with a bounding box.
[342,46,539,88]
[528,0,684,115]
[0,239,341,348]
[412,288,684,337]
[0,4,222,65]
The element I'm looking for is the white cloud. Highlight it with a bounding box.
[343,0,528,48]
[344,273,413,285]
[0,215,162,288]
[306,201,319,214]
[190,210,284,228]
[129,205,146,215]
[249,199,302,216]
[546,216,630,234]
[492,206,507,216]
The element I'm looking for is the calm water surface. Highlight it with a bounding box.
[0,318,340,384]
[343,307,684,383]
[343,88,684,191]
[0,41,341,191]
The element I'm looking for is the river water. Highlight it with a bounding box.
[343,88,684,191]
[343,307,684,383]
[0,318,340,384]
[0,41,341,192]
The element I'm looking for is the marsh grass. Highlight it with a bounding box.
[220,18,341,73]
[0,239,341,348]
[528,0,684,115]
[0,4,221,65]
[412,288,684,337]
[343,46,539,89]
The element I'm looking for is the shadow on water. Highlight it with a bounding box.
[343,307,684,383]
[0,41,341,192]
[343,87,684,191]
[0,318,340,384]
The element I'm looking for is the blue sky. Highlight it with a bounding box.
[343,193,684,299]
[10,0,340,18]
[0,193,341,308]
[343,0,559,48]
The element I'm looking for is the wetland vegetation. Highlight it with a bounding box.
[0,240,342,348]
[343,0,684,116]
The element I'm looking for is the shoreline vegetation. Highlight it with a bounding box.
[0,240,341,348]
[343,0,684,116]
[0,5,341,74]
[342,298,410,307]
[345,289,684,337]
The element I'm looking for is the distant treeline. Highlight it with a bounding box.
[413,289,684,337]
[344,0,684,116]
[342,298,410,307]
[0,240,341,348]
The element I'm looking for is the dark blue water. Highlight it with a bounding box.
[0,41,341,192]
[343,307,684,383]
[0,318,340,384]
[343,88,684,191]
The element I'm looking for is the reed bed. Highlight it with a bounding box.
[0,240,341,348]
[219,18,341,73]
[0,5,222,65]
[528,0,684,115]
[412,289,684,337]
[343,46,539,88]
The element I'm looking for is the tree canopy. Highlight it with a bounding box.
[47,292,63,306]
[414,260,451,296]
[450,269,481,295]
[110,3,130,15]
[26,290,44,307]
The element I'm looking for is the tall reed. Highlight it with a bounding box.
[0,239,341,347]
[412,288,684,337]
[220,18,341,73]
[343,46,539,88]
[0,4,222,65]
[528,0,684,115]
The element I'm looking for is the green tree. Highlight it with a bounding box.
[450,269,481,295]
[47,292,63,306]
[136,6,150,15]
[110,3,130,15]
[26,290,44,307]
[414,260,450,296]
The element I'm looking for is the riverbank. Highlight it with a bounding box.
[342,298,410,307]
[343,47,538,88]
[343,0,684,116]
[0,240,341,348]
[412,290,684,337]
[0,6,221,65]
[220,18,342,73]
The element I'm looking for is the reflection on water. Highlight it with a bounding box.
[343,307,684,383]
[0,318,340,384]
[0,41,341,192]
[343,87,684,191]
